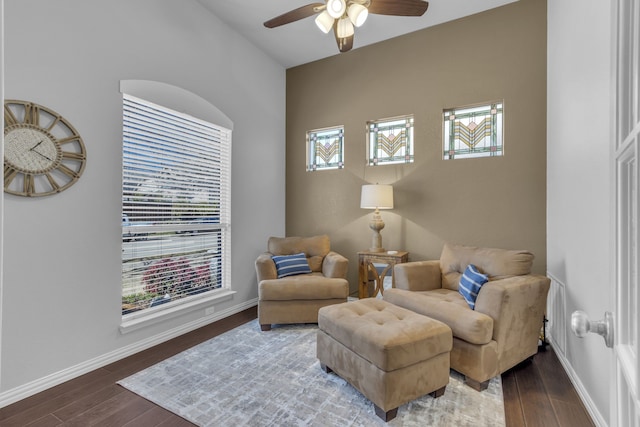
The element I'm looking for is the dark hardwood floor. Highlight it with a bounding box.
[502,344,595,427]
[0,306,594,427]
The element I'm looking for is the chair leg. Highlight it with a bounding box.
[320,363,333,374]
[374,405,398,422]
[465,377,490,391]
[260,324,271,331]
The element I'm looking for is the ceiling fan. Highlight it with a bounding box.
[264,0,429,53]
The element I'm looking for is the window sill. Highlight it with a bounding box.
[119,289,236,334]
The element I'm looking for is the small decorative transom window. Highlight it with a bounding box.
[443,102,503,160]
[307,126,344,171]
[367,115,414,166]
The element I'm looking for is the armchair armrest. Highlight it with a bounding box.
[474,274,551,370]
[255,252,277,283]
[322,251,349,279]
[393,260,442,291]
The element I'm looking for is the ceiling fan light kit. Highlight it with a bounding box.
[315,10,334,33]
[327,0,347,19]
[347,3,368,27]
[337,17,355,38]
[264,0,429,53]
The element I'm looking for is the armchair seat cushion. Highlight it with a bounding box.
[384,288,494,345]
[259,275,348,301]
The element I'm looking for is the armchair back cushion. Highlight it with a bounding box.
[440,243,535,291]
[268,235,330,272]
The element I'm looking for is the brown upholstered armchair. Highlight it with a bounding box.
[255,235,349,331]
[384,243,550,391]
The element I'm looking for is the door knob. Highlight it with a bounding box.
[571,310,614,348]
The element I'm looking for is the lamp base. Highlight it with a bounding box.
[368,210,385,253]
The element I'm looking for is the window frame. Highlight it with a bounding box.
[443,101,504,160]
[366,114,415,166]
[306,125,345,171]
[119,82,234,333]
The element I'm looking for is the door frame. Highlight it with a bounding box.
[610,0,640,425]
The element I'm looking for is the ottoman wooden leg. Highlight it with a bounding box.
[430,386,446,398]
[260,324,271,331]
[374,405,398,422]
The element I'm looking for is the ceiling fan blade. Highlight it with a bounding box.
[333,24,354,53]
[367,0,429,17]
[264,3,325,28]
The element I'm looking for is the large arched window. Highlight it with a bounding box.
[119,81,232,330]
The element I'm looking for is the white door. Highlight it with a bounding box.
[612,0,640,424]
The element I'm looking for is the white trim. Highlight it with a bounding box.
[0,0,5,392]
[547,339,608,427]
[546,271,567,357]
[546,272,605,425]
[120,290,236,334]
[119,80,233,130]
[0,299,257,409]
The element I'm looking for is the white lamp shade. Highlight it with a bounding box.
[315,11,334,34]
[336,17,354,38]
[347,3,368,27]
[360,184,394,209]
[326,0,347,19]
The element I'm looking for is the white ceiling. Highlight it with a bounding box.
[196,0,518,68]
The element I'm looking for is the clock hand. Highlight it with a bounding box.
[29,140,43,151]
[32,150,53,161]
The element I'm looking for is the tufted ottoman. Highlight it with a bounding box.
[317,299,453,421]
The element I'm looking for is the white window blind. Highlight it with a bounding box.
[121,94,231,316]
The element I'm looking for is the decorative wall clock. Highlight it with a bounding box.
[4,99,86,197]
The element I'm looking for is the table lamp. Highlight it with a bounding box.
[360,184,394,252]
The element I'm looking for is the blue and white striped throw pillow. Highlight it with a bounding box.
[458,264,489,309]
[272,252,312,278]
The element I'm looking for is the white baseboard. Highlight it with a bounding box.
[0,298,258,409]
[548,336,608,427]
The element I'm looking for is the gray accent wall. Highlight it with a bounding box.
[285,0,548,292]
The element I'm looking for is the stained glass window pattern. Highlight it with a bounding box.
[307,126,344,171]
[443,102,503,160]
[367,115,414,166]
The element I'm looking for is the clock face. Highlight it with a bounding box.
[4,100,86,197]
[5,126,60,173]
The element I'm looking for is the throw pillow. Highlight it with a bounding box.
[459,264,489,309]
[272,253,312,278]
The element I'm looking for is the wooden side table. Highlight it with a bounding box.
[358,251,409,299]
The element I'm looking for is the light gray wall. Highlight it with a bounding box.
[547,0,612,424]
[0,0,285,397]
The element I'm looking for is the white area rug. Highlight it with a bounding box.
[118,320,505,426]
